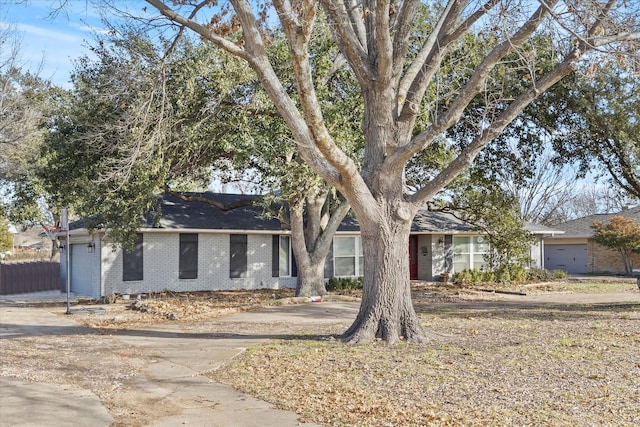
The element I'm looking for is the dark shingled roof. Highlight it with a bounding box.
[411,210,471,233]
[146,192,284,231]
[153,192,362,232]
[410,209,561,235]
[73,192,564,235]
[549,206,640,238]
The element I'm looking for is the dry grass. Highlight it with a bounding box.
[78,288,297,330]
[210,282,640,427]
[2,280,639,426]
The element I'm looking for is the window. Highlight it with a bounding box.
[179,233,198,279]
[334,236,364,277]
[272,235,296,277]
[453,236,489,272]
[279,236,291,276]
[230,234,247,278]
[123,233,143,281]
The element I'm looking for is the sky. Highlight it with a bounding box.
[1,1,146,87]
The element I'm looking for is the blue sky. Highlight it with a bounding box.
[1,1,146,87]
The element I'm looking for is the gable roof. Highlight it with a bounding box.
[550,206,640,238]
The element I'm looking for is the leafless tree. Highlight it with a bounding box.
[501,146,579,225]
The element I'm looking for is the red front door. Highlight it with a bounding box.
[409,235,418,280]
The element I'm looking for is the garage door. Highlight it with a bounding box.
[71,244,95,298]
[545,244,587,274]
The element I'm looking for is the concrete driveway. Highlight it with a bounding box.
[0,301,359,427]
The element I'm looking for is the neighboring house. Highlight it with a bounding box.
[544,206,640,275]
[59,192,559,299]
[5,225,53,257]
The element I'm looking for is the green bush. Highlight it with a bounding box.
[455,266,565,285]
[453,268,495,285]
[552,269,568,279]
[327,276,363,291]
[495,267,511,283]
[526,268,567,282]
[481,270,496,283]
[453,269,473,285]
[526,267,553,281]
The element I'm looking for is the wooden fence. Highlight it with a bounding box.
[0,261,63,295]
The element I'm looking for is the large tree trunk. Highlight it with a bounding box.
[296,258,327,297]
[341,212,427,345]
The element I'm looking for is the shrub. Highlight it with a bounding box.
[327,276,363,291]
[481,270,496,283]
[455,266,563,285]
[526,267,553,281]
[552,269,568,279]
[453,269,473,285]
[495,267,511,283]
[526,268,567,282]
[453,268,495,285]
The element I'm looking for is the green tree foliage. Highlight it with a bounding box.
[41,34,233,246]
[591,216,640,275]
[449,179,534,276]
[532,64,640,200]
[0,216,13,252]
[40,26,361,295]
[1,28,66,257]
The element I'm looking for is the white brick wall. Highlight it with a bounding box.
[102,232,288,296]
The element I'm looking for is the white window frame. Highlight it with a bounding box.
[333,236,364,277]
[453,235,489,273]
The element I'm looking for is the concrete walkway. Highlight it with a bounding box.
[0,299,359,427]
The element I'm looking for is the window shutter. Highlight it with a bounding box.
[123,233,143,281]
[230,234,248,278]
[179,233,198,279]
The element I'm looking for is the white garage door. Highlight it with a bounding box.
[545,244,588,274]
[71,244,95,298]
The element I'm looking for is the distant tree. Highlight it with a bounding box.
[0,21,65,259]
[591,216,640,275]
[569,185,639,220]
[0,216,13,252]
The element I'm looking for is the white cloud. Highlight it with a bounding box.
[74,24,110,36]
[12,22,80,43]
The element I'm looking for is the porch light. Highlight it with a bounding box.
[438,238,444,247]
[58,244,65,254]
[87,242,95,253]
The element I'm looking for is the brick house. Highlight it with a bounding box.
[544,206,640,275]
[59,192,557,299]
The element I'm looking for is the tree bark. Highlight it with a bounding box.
[341,211,427,345]
[289,192,349,297]
[296,258,327,297]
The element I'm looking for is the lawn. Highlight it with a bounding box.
[210,281,640,426]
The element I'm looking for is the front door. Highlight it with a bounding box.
[409,235,418,280]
